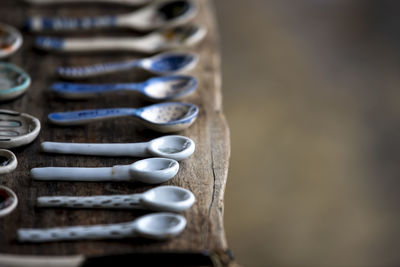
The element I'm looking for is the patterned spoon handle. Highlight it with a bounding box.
[18,221,138,242]
[26,15,118,31]
[37,194,142,209]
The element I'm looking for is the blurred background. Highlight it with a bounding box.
[215,0,400,266]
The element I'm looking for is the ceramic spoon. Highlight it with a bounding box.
[48,102,198,133]
[50,75,197,101]
[35,25,207,53]
[26,0,196,32]
[0,149,17,175]
[41,135,195,161]
[57,52,198,79]
[18,212,186,242]
[31,158,179,184]
[37,185,195,212]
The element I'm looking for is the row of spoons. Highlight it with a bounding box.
[16,0,204,242]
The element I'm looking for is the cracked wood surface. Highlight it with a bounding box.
[0,0,230,257]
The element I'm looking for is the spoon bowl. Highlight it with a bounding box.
[130,158,179,184]
[56,52,198,79]
[136,212,186,240]
[148,135,195,160]
[142,185,195,212]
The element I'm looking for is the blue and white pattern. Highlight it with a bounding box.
[26,16,117,31]
[57,60,140,78]
[35,36,64,50]
[148,53,196,73]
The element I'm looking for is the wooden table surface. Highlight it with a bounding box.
[0,0,232,265]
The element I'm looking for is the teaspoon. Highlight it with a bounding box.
[50,75,197,101]
[48,102,199,133]
[31,158,179,184]
[41,135,195,161]
[57,51,198,79]
[35,25,206,53]
[18,212,186,242]
[37,185,195,212]
[26,0,196,32]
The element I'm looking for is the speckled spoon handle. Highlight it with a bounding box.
[25,0,148,5]
[56,59,142,79]
[18,221,138,242]
[37,194,142,209]
[48,108,139,125]
[26,15,118,32]
[31,165,132,182]
[41,142,149,157]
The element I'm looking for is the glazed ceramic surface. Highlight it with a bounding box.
[0,110,41,148]
[26,0,197,31]
[31,158,179,184]
[0,63,31,101]
[37,185,195,212]
[41,135,195,161]
[57,52,198,79]
[0,185,18,217]
[0,23,22,58]
[35,25,206,53]
[0,149,17,175]
[50,75,197,101]
[18,212,186,242]
[48,102,198,133]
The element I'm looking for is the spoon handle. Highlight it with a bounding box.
[48,108,139,125]
[37,194,142,209]
[41,142,150,157]
[26,15,118,32]
[18,221,138,242]
[30,165,133,182]
[56,60,141,79]
[35,36,159,53]
[50,82,141,99]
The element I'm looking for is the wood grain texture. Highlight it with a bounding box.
[0,0,231,260]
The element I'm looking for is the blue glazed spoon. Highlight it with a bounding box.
[50,75,197,101]
[57,51,198,79]
[48,102,198,133]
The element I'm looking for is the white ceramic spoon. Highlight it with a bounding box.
[35,25,207,53]
[18,212,186,242]
[26,0,196,32]
[41,135,195,161]
[30,158,179,184]
[0,185,18,217]
[24,0,151,6]
[57,52,198,79]
[50,75,197,101]
[37,185,195,212]
[48,102,198,133]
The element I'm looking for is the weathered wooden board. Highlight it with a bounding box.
[0,0,231,263]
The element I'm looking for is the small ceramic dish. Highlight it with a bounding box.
[0,149,17,175]
[0,185,18,217]
[0,23,23,59]
[0,109,41,149]
[0,63,31,101]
